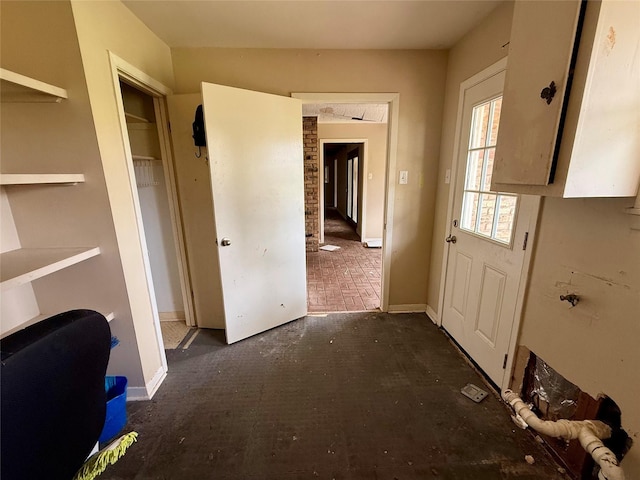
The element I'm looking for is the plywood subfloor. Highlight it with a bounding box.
[160,320,192,350]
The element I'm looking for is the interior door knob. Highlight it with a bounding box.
[445,235,457,244]
[220,238,232,246]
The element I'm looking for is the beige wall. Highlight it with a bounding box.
[318,123,388,241]
[172,48,447,307]
[0,1,146,384]
[70,0,175,393]
[427,1,513,315]
[430,2,640,475]
[519,197,640,476]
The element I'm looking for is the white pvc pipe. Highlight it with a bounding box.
[502,389,625,480]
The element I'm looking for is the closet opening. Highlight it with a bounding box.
[118,80,194,350]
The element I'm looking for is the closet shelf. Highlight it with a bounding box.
[0,310,115,339]
[0,68,67,103]
[0,174,85,185]
[132,155,161,162]
[125,112,152,124]
[0,247,101,291]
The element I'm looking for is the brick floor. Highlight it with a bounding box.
[306,210,382,313]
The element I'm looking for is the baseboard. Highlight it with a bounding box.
[426,304,440,325]
[159,311,185,322]
[127,366,167,401]
[387,304,427,313]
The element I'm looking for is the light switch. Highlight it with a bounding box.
[445,169,451,184]
[368,173,373,180]
[399,170,408,185]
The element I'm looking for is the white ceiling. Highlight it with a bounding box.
[123,1,504,50]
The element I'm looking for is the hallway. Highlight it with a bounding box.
[306,210,382,313]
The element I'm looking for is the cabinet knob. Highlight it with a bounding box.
[540,81,557,105]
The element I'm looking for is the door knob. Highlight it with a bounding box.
[445,235,457,244]
[220,238,232,246]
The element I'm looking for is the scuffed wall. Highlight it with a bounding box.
[171,48,447,308]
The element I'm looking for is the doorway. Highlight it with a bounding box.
[439,59,540,388]
[307,141,383,313]
[293,93,399,313]
[323,142,365,236]
[116,78,195,350]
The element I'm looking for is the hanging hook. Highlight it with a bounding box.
[195,146,202,158]
[560,293,580,307]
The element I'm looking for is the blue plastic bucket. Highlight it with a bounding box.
[99,376,128,443]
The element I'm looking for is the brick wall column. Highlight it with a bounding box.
[303,117,319,252]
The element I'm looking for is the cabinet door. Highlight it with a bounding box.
[562,0,640,198]
[492,0,583,186]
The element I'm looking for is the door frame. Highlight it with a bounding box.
[293,93,399,313]
[109,53,196,344]
[436,58,541,389]
[319,139,368,244]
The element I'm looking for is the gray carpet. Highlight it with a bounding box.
[104,312,568,479]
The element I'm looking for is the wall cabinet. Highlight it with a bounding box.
[0,69,112,337]
[491,0,640,198]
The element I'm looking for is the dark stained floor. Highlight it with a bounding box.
[104,312,568,480]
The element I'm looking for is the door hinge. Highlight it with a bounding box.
[167,121,171,133]
[522,232,529,251]
[502,354,508,369]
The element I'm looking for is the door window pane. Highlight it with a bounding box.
[461,192,479,231]
[482,148,496,192]
[469,102,491,149]
[488,97,502,146]
[495,194,518,243]
[464,150,484,191]
[460,96,517,245]
[477,193,497,237]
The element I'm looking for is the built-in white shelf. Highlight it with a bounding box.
[0,247,101,291]
[0,310,115,339]
[0,174,85,186]
[125,111,151,123]
[0,68,67,103]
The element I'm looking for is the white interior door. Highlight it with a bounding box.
[442,68,537,385]
[201,83,307,344]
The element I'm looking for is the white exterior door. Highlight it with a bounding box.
[442,67,538,385]
[201,83,307,344]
